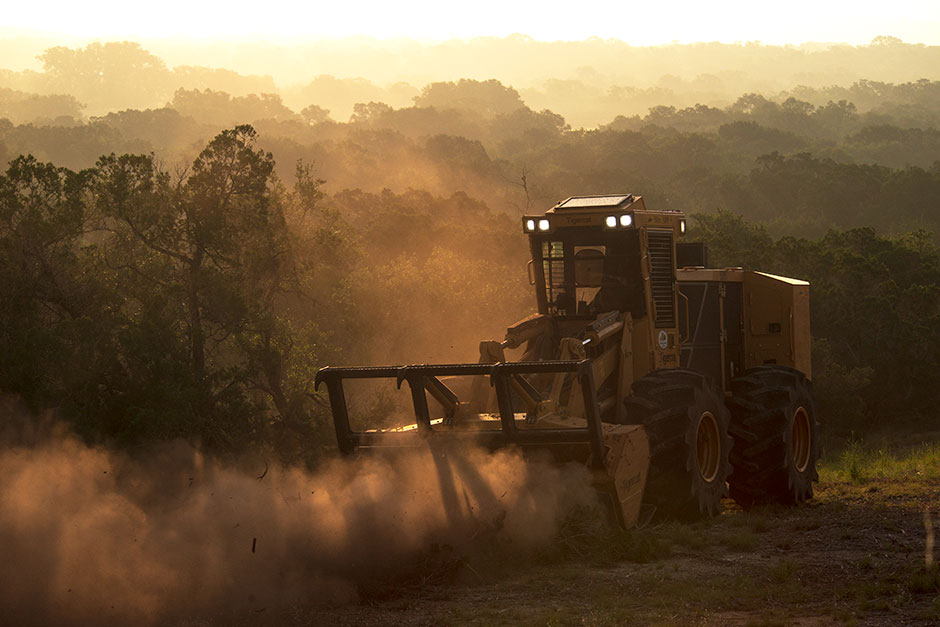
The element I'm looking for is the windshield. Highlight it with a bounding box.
[535,228,645,317]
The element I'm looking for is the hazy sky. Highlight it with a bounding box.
[4,0,938,45]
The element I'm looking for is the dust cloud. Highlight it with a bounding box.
[0,404,595,626]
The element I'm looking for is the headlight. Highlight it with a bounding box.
[537,219,550,231]
[524,218,536,232]
[680,219,687,234]
[606,214,633,228]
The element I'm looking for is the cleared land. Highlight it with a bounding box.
[298,439,940,627]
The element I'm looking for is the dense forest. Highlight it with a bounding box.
[2,39,939,462]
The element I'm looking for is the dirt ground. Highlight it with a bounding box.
[299,476,940,626]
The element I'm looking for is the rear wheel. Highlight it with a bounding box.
[623,369,732,519]
[727,365,819,507]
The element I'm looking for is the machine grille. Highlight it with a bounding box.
[648,230,676,328]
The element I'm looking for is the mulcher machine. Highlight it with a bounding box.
[315,194,819,525]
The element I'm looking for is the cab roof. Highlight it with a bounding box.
[548,194,646,214]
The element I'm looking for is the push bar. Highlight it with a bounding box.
[314,360,605,468]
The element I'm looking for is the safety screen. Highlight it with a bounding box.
[648,230,676,328]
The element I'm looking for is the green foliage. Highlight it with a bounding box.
[0,155,91,405]
[170,88,296,126]
[770,558,798,584]
[840,439,869,483]
[299,104,331,125]
[688,209,773,268]
[811,338,873,425]
[717,528,761,552]
[692,210,940,428]
[6,49,940,239]
[92,108,204,155]
[908,565,940,595]
[4,66,940,458]
[832,438,940,483]
[0,121,147,171]
[0,127,328,460]
[548,508,673,565]
[414,79,526,118]
[0,126,537,461]
[0,87,83,125]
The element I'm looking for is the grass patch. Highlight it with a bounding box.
[746,514,774,534]
[718,527,761,552]
[660,522,709,551]
[547,507,674,565]
[726,509,775,533]
[826,437,940,483]
[791,519,821,531]
[909,565,940,595]
[854,578,905,612]
[770,558,797,584]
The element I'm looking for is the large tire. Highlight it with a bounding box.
[727,365,820,507]
[623,369,733,519]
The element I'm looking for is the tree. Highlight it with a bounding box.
[413,79,526,118]
[38,42,172,113]
[812,100,859,139]
[169,89,296,126]
[0,88,84,125]
[348,101,393,125]
[693,211,940,427]
[0,156,92,406]
[91,125,301,450]
[689,209,774,269]
[300,104,332,125]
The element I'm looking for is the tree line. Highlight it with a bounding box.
[2,74,940,244]
[2,39,939,458]
[4,37,940,123]
[2,124,938,462]
[693,211,940,430]
[0,126,530,461]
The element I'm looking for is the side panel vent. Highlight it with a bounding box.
[648,230,676,328]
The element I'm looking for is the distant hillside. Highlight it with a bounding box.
[1,36,939,125]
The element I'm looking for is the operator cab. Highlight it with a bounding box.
[523,194,684,323]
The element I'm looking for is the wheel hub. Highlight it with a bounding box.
[791,407,812,472]
[696,411,721,482]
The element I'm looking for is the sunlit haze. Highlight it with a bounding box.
[4,0,939,45]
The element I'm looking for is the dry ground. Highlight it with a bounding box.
[300,467,940,625]
[181,439,940,627]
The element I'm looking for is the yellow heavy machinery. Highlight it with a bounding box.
[316,194,819,526]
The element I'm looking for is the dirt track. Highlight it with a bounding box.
[302,477,940,626]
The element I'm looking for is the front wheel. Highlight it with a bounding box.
[727,365,820,507]
[623,369,732,519]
